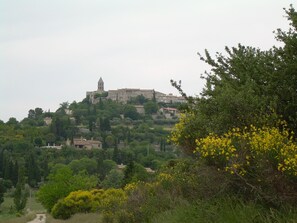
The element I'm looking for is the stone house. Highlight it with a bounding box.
[159,107,180,119]
[67,138,102,150]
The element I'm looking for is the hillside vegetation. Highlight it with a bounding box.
[1,5,297,223]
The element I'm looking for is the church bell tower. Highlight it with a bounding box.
[98,77,104,93]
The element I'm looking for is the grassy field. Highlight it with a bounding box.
[152,197,297,223]
[0,190,45,223]
[2,190,297,223]
[46,213,102,223]
[0,192,103,223]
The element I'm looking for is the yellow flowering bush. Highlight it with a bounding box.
[195,124,297,177]
[124,182,139,194]
[278,143,297,176]
[51,188,127,219]
[96,188,127,212]
[170,112,201,154]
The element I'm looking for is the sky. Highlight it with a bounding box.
[0,0,294,122]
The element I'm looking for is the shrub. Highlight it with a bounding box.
[195,124,297,204]
[51,188,127,219]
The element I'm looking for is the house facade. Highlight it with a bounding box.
[67,138,102,150]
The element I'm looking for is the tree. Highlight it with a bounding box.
[34,137,43,147]
[6,117,19,126]
[28,108,43,119]
[45,133,56,145]
[68,157,97,175]
[170,6,297,153]
[14,167,28,213]
[97,159,117,181]
[112,143,120,164]
[122,161,149,186]
[105,135,115,148]
[144,101,158,114]
[26,152,41,187]
[101,169,124,189]
[11,160,19,186]
[37,166,97,211]
[129,95,147,105]
[0,179,5,207]
[123,105,139,120]
[272,5,297,132]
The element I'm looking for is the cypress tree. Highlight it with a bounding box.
[11,160,19,186]
[14,167,28,213]
[0,179,5,207]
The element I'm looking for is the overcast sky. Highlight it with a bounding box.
[0,0,294,122]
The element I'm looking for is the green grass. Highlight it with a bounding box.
[46,213,102,223]
[0,192,102,223]
[152,197,297,223]
[0,190,46,223]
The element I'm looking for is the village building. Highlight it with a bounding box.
[159,107,180,119]
[67,138,102,150]
[43,117,52,126]
[134,105,145,114]
[41,143,62,150]
[86,77,186,104]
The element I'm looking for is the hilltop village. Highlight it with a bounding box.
[36,78,186,150]
[86,77,186,104]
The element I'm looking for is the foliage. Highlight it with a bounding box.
[13,168,28,213]
[51,188,127,219]
[170,5,297,154]
[0,191,45,222]
[101,169,124,189]
[152,196,297,223]
[97,159,117,181]
[37,166,97,212]
[123,105,140,120]
[68,157,97,175]
[0,179,6,207]
[122,161,149,186]
[26,152,41,187]
[144,101,158,114]
[129,95,148,105]
[170,112,200,154]
[194,124,297,204]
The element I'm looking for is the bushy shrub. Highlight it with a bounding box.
[119,161,226,223]
[195,124,297,204]
[51,188,127,219]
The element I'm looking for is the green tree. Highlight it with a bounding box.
[14,167,28,213]
[26,152,41,187]
[0,179,5,207]
[112,143,120,164]
[11,160,19,186]
[105,135,115,148]
[28,107,43,119]
[97,159,117,181]
[68,157,97,175]
[101,169,124,189]
[37,165,97,211]
[144,101,158,114]
[272,5,297,132]
[123,105,140,120]
[171,6,297,154]
[34,137,43,147]
[6,117,19,126]
[130,95,148,105]
[122,161,149,186]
